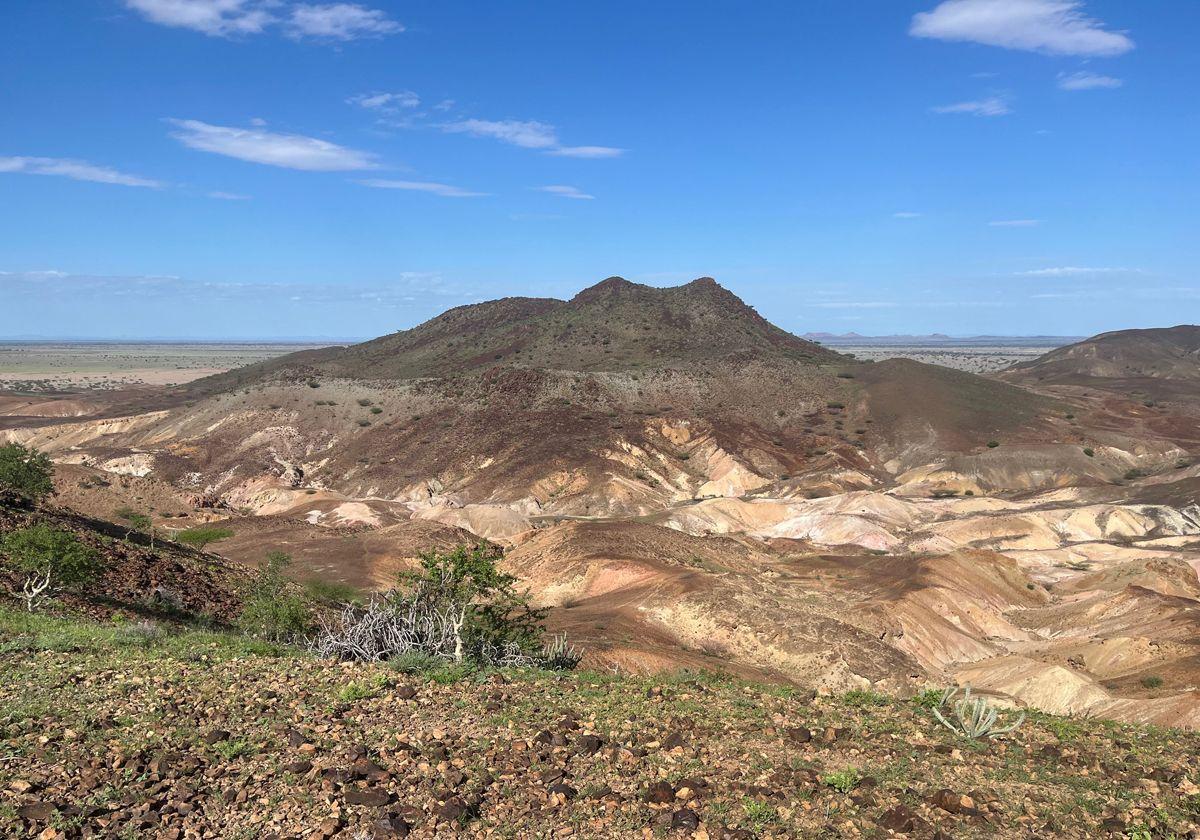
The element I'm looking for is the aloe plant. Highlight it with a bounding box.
[933,685,1024,740]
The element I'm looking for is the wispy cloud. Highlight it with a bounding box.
[0,156,164,188]
[932,96,1011,116]
[442,119,559,150]
[441,118,624,158]
[810,301,900,309]
[892,211,923,219]
[910,0,1133,57]
[347,91,420,111]
[1016,266,1139,276]
[535,185,594,200]
[207,190,251,200]
[124,0,401,41]
[989,219,1040,227]
[286,4,402,40]
[1057,71,1123,90]
[548,145,625,159]
[358,179,489,198]
[167,119,378,171]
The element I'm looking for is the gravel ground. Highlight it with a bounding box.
[3,610,1199,839]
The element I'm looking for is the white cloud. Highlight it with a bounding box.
[124,0,275,37]
[207,190,251,200]
[548,145,626,159]
[1057,71,1123,90]
[0,156,164,188]
[285,2,403,39]
[1016,266,1138,276]
[932,96,1011,116]
[348,91,420,111]
[442,119,560,150]
[810,301,900,309]
[535,185,594,200]
[442,119,624,157]
[910,0,1133,57]
[167,119,378,171]
[287,3,402,40]
[125,0,401,41]
[989,219,1041,227]
[912,0,1128,57]
[432,99,456,112]
[893,211,923,219]
[358,179,489,198]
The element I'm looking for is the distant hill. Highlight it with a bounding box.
[197,277,840,390]
[1004,325,1200,385]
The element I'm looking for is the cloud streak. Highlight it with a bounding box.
[989,219,1040,227]
[1057,71,1122,90]
[358,179,489,198]
[910,0,1133,57]
[440,118,624,158]
[0,156,164,188]
[535,185,594,200]
[932,96,1011,116]
[167,119,378,171]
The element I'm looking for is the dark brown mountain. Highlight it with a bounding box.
[193,276,840,393]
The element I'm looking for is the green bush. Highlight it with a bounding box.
[237,552,313,644]
[1,524,101,611]
[986,440,1000,448]
[176,526,234,552]
[1141,675,1164,689]
[1082,447,1095,457]
[0,443,54,505]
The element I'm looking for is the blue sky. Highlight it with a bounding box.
[2,0,1197,339]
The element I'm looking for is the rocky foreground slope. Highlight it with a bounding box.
[4,610,1200,839]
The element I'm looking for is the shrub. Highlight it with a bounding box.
[1141,675,1164,689]
[357,398,373,407]
[237,551,312,643]
[823,768,861,793]
[1083,447,1095,457]
[1,524,101,612]
[370,407,383,415]
[176,526,233,552]
[313,544,578,669]
[932,685,1024,740]
[0,443,54,506]
[986,440,1000,448]
[114,507,156,547]
[304,578,361,606]
[1124,468,1144,481]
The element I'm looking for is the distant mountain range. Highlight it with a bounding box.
[801,332,1084,346]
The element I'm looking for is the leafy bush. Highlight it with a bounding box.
[823,768,861,793]
[1083,447,1095,457]
[1141,675,1164,689]
[237,551,312,644]
[1,524,101,611]
[0,443,54,506]
[986,440,1000,448]
[176,526,233,552]
[313,544,578,669]
[932,685,1024,740]
[304,578,361,606]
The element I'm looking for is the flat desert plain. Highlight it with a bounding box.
[0,342,339,389]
